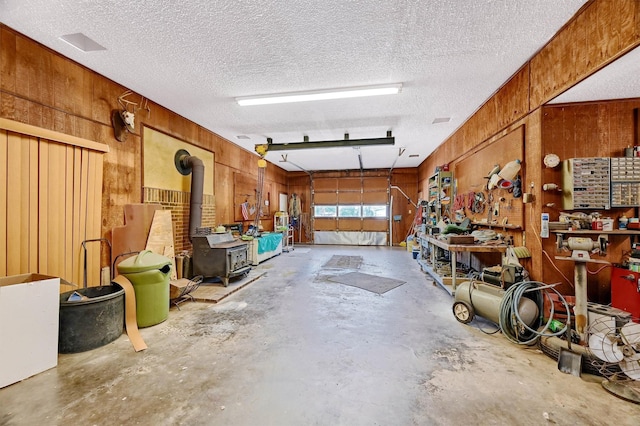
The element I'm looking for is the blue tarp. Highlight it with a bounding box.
[257,233,283,254]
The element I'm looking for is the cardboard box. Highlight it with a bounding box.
[0,274,60,388]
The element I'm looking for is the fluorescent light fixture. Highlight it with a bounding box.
[59,33,106,52]
[236,83,402,106]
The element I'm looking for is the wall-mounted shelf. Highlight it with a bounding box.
[471,221,522,231]
[427,171,453,224]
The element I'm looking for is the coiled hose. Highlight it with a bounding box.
[498,280,571,345]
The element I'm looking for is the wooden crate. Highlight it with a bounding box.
[446,235,475,244]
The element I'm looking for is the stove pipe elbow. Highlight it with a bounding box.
[176,153,204,241]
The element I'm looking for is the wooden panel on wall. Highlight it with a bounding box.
[454,126,524,227]
[542,101,640,160]
[1,123,105,286]
[530,0,640,107]
[540,100,640,298]
[6,132,26,275]
[215,163,233,224]
[390,169,418,245]
[233,172,270,222]
[2,24,290,255]
[495,64,530,129]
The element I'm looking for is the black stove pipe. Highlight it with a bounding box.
[177,153,204,241]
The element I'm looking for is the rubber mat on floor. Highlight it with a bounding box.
[327,271,405,294]
[322,255,363,269]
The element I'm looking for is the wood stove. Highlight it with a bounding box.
[192,229,250,286]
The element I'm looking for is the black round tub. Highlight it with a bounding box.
[58,285,125,353]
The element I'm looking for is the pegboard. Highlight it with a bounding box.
[454,126,524,227]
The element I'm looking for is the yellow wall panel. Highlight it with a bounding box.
[143,126,215,195]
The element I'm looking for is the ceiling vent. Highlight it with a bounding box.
[59,33,106,52]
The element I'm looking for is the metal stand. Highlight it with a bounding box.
[283,225,294,252]
[555,254,610,343]
[170,275,203,310]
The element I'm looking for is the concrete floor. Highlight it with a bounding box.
[1,245,639,425]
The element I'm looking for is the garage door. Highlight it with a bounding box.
[312,176,388,245]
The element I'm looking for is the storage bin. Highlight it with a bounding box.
[58,285,124,353]
[117,250,172,327]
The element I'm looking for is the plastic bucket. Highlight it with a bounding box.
[58,285,124,353]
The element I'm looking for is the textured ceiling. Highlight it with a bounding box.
[1,1,588,171]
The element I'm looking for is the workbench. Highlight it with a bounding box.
[417,234,508,295]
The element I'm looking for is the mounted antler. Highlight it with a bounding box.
[111,91,151,142]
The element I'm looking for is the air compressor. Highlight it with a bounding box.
[452,280,540,341]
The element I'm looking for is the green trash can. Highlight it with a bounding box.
[117,250,172,328]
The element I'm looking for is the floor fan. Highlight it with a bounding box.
[586,318,640,403]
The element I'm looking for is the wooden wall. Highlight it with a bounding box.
[3,0,640,297]
[418,0,640,301]
[541,99,640,301]
[287,172,313,243]
[390,169,419,244]
[453,126,524,229]
[0,122,107,287]
[0,24,287,281]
